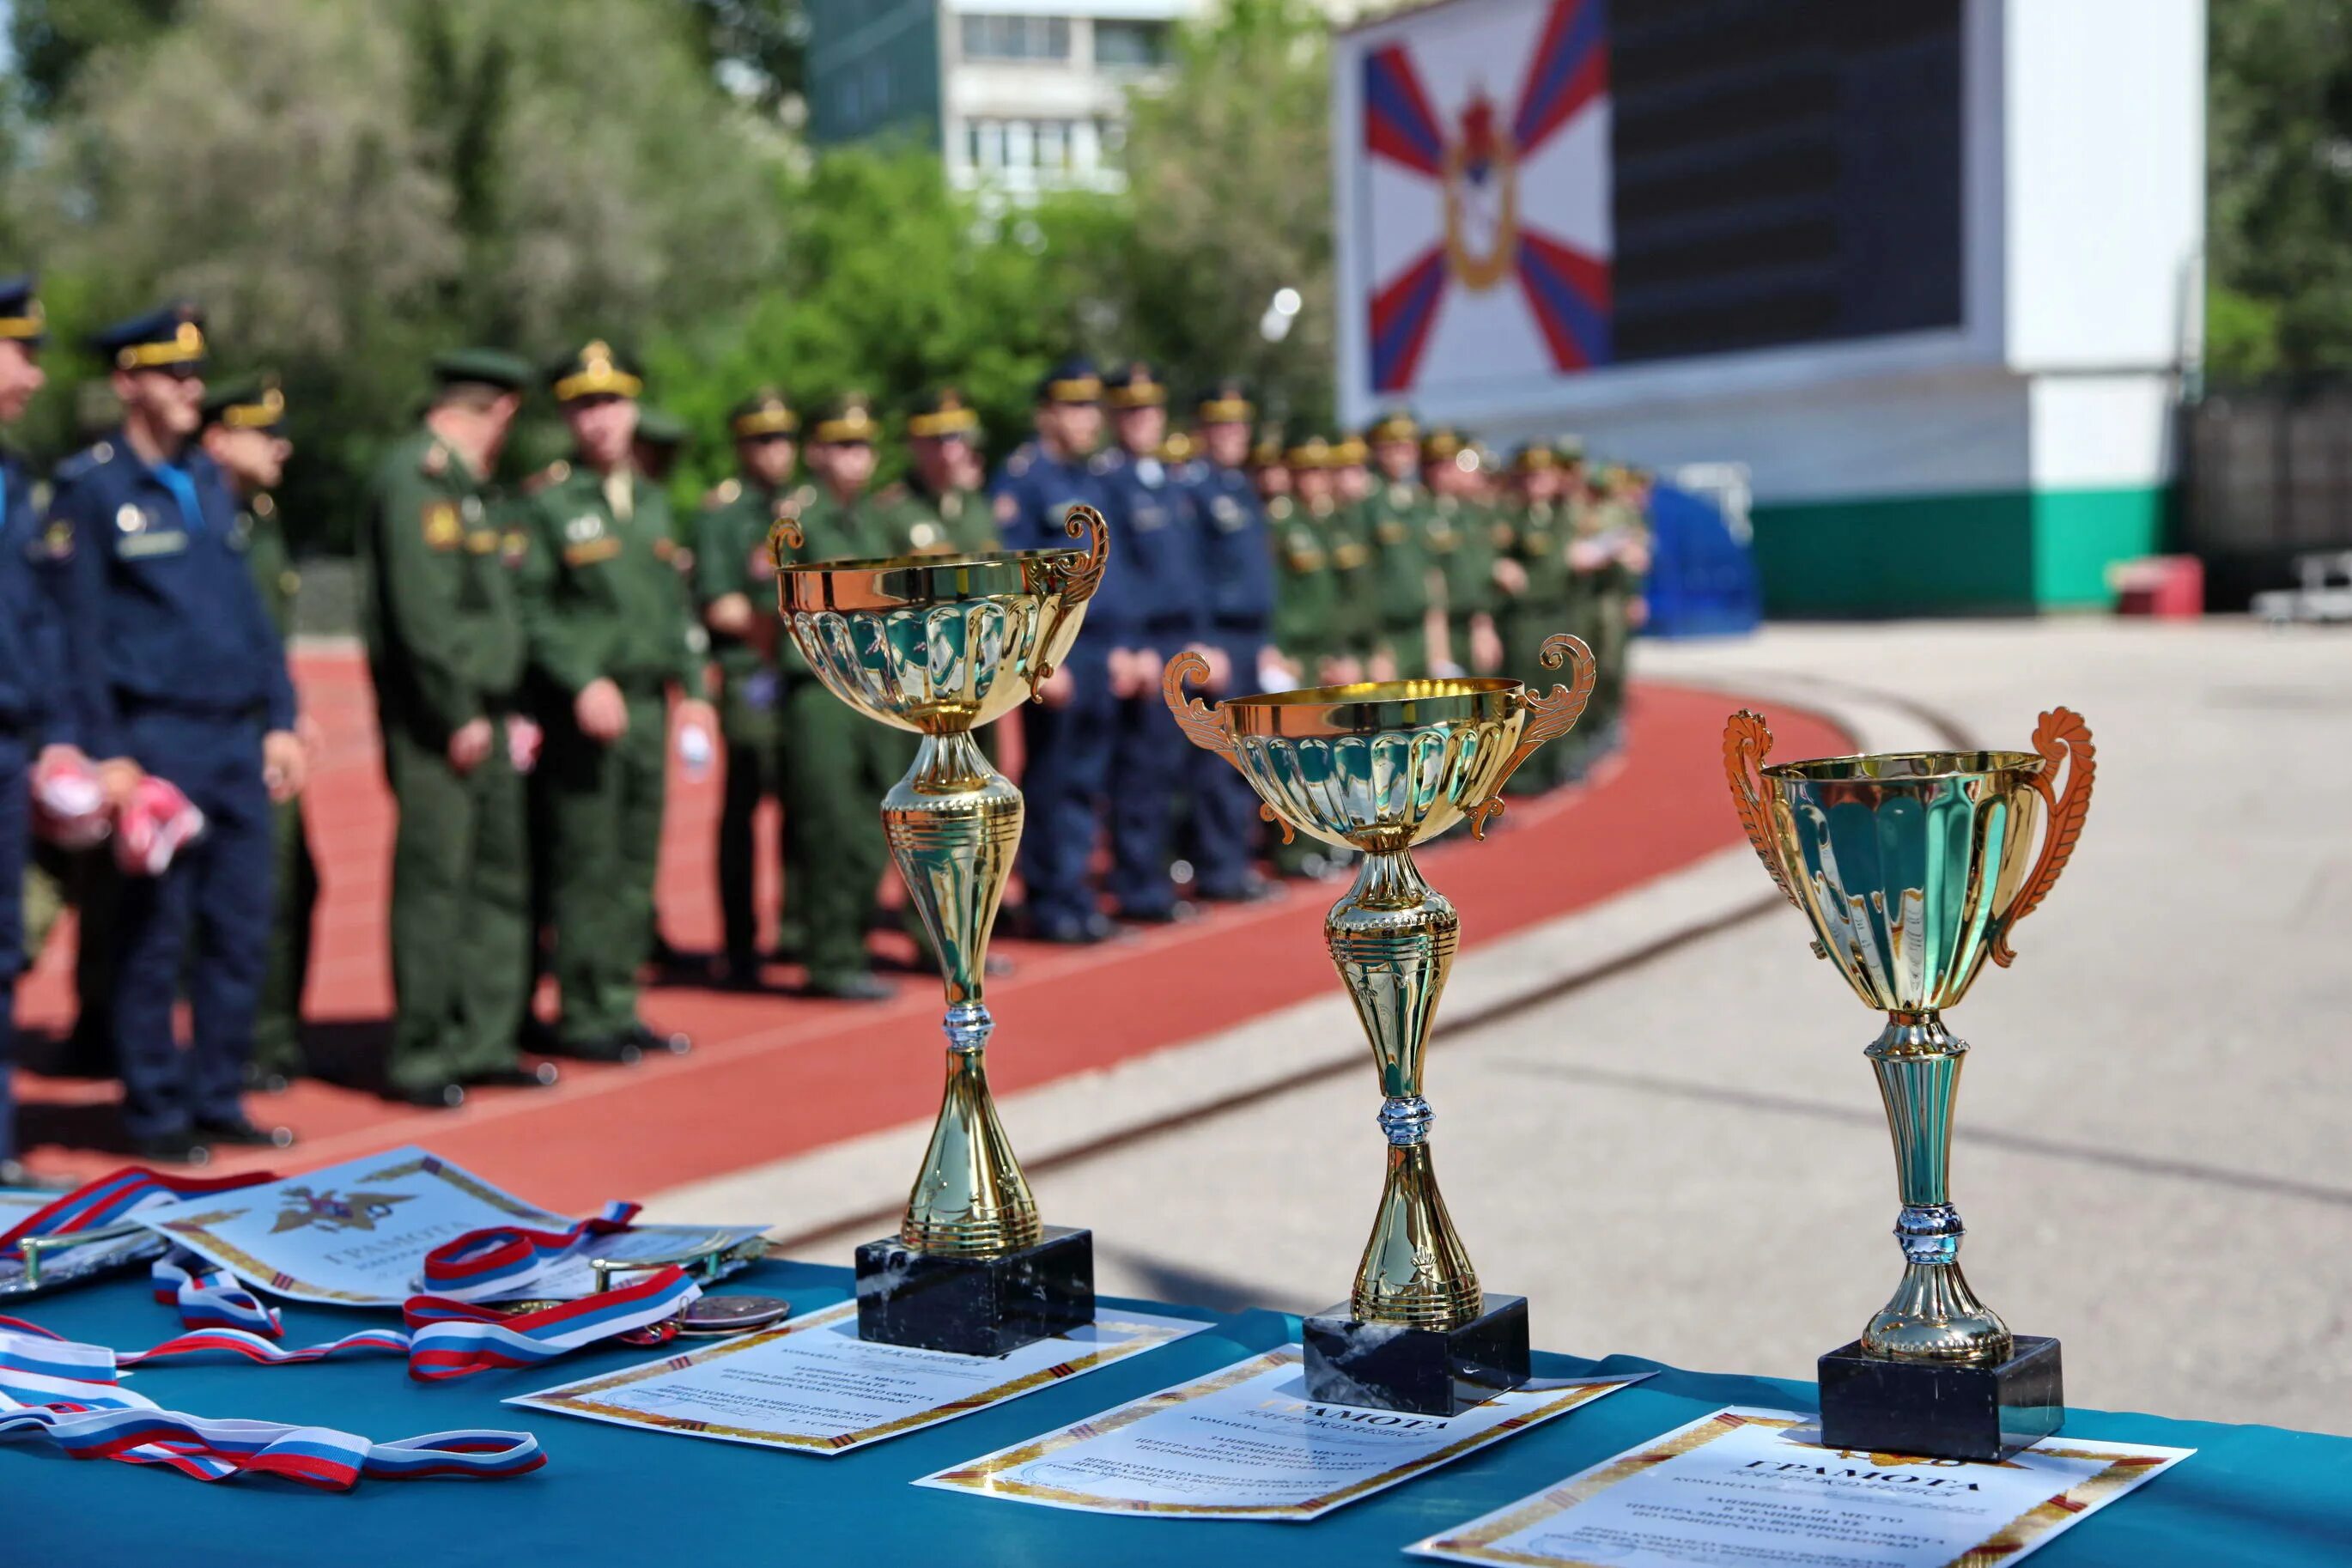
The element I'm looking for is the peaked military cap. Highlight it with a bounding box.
[730,386,798,440]
[1333,435,1368,467]
[202,374,286,433]
[635,405,689,449]
[906,386,980,440]
[1104,361,1167,409]
[431,348,532,392]
[1160,428,1197,463]
[1509,442,1558,475]
[0,276,46,347]
[94,301,205,371]
[547,338,642,402]
[1420,426,1467,464]
[1035,355,1102,404]
[1285,435,1336,470]
[1366,407,1419,445]
[1250,429,1288,468]
[811,392,880,445]
[1194,378,1254,425]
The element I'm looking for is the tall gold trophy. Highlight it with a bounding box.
[772,508,1108,1354]
[1723,708,2094,1459]
[1166,635,1594,1413]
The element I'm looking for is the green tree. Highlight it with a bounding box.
[2208,0,2352,378]
[8,0,184,108]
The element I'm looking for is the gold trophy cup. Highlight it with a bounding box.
[1167,635,1595,1413]
[772,507,1108,1354]
[1724,708,2094,1458]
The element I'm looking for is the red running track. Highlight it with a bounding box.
[12,649,1847,1211]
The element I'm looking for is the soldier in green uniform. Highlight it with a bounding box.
[1584,464,1654,763]
[360,349,557,1105]
[769,393,901,1002]
[1250,431,1290,507]
[1358,410,1440,680]
[514,341,715,1059]
[1295,439,1372,681]
[1421,428,1504,677]
[1498,442,1574,794]
[695,388,799,988]
[898,386,998,555]
[197,377,315,1091]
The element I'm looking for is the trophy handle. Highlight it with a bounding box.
[1029,505,1110,699]
[1722,710,1805,914]
[767,516,805,564]
[1161,650,1294,844]
[1462,633,1595,840]
[1990,707,2094,968]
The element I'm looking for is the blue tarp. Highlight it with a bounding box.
[1644,483,1760,638]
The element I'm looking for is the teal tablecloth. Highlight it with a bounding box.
[9,1259,2349,1567]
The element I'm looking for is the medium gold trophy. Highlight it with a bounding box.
[772,507,1108,1354]
[1723,708,2094,1459]
[1166,635,1594,1413]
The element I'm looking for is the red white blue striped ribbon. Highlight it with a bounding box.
[0,1166,276,1255]
[0,1319,542,1486]
[417,1200,641,1302]
[153,1254,285,1335]
[404,1266,695,1380]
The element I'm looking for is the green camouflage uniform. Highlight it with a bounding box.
[361,428,535,1089]
[1361,478,1435,678]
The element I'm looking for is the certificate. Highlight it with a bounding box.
[1409,1406,2192,1568]
[129,1146,764,1307]
[918,1345,1647,1521]
[509,1302,1206,1455]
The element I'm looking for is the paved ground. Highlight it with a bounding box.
[756,618,2352,1437]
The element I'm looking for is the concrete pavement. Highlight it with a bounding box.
[655,619,2352,1437]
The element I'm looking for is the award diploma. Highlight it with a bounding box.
[918,1345,1646,1521]
[509,1301,1205,1454]
[1410,1407,2191,1568]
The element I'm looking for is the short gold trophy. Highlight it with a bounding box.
[1167,635,1594,1413]
[1723,708,2094,1459]
[772,508,1108,1354]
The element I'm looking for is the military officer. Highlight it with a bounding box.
[1499,442,1574,794]
[694,388,798,988]
[993,358,1119,945]
[1250,431,1291,506]
[0,275,74,1183]
[1180,380,1276,903]
[1421,428,1504,676]
[195,376,317,1091]
[361,349,554,1107]
[1286,437,1365,684]
[1094,362,1206,924]
[514,340,714,1059]
[1587,464,1654,760]
[49,304,301,1161]
[1358,410,1439,679]
[899,386,998,555]
[769,393,903,1000]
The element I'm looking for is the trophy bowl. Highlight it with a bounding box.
[1168,636,1593,1413]
[1725,708,2094,1458]
[769,510,1107,1355]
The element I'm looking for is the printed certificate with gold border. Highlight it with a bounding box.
[915,1345,1649,1522]
[1408,1406,2191,1567]
[508,1302,1206,1456]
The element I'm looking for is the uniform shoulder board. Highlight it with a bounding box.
[522,459,570,495]
[1006,449,1031,477]
[791,484,817,511]
[420,442,448,477]
[702,477,741,509]
[53,442,112,483]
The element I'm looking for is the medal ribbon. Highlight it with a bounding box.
[417,1200,641,1302]
[0,1165,276,1255]
[0,1319,542,1487]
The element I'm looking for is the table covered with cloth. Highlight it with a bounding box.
[9,1257,2349,1566]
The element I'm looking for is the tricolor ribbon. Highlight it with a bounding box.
[0,1319,541,1487]
[417,1200,641,1302]
[0,1165,277,1255]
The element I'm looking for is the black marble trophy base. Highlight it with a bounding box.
[853,1225,1094,1356]
[1303,1293,1532,1416]
[1818,1335,2063,1462]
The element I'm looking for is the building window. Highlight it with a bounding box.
[1095,20,1169,68]
[963,117,1085,174]
[960,14,1072,63]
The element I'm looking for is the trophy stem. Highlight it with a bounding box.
[1330,848,1480,1328]
[885,730,1041,1256]
[1863,1011,2010,1364]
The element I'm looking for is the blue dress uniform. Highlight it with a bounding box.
[1097,362,1208,921]
[994,360,1119,944]
[50,306,297,1158]
[1182,380,1279,902]
[0,276,61,1177]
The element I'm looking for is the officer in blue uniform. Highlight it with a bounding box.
[1180,379,1278,903]
[1095,362,1207,923]
[0,276,74,1186]
[49,304,304,1163]
[993,357,1119,945]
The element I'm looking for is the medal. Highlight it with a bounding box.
[678,1294,792,1336]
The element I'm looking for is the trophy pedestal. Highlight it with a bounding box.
[854,1226,1095,1356]
[1303,1293,1531,1416]
[1817,1335,2063,1462]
